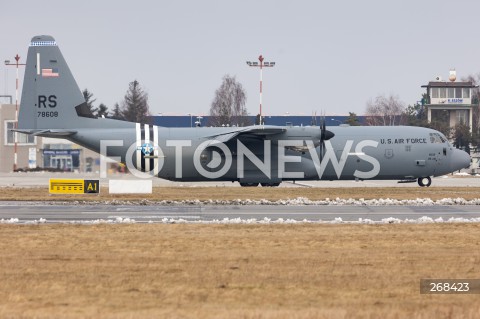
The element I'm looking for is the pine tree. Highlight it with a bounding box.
[82,89,98,115]
[453,123,472,153]
[96,103,109,118]
[345,112,360,126]
[111,103,123,120]
[120,80,150,123]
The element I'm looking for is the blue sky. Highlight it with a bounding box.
[1,0,479,116]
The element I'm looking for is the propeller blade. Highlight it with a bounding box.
[319,140,324,163]
[318,114,334,164]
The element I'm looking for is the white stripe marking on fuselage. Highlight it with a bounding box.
[36,53,40,75]
[136,123,141,171]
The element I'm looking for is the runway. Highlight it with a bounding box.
[2,173,480,224]
[1,203,480,223]
[2,172,480,188]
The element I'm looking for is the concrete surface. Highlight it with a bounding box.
[0,172,479,188]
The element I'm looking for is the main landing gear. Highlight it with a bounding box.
[239,182,259,187]
[260,182,281,187]
[417,176,432,187]
[239,182,281,187]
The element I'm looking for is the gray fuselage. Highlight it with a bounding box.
[66,119,469,183]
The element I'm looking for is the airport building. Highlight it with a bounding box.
[422,70,478,131]
[41,138,101,173]
[0,103,102,173]
[0,103,42,172]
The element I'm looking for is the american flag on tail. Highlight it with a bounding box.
[42,68,59,77]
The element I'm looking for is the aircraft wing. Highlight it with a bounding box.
[204,126,286,145]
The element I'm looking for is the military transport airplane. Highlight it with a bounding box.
[16,35,471,187]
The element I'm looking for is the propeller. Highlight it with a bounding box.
[318,113,335,162]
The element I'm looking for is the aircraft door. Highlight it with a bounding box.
[434,147,447,174]
[425,151,437,175]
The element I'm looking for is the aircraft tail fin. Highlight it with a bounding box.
[18,35,93,130]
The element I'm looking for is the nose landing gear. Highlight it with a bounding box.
[417,176,432,187]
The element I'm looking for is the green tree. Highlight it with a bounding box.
[111,103,123,120]
[461,74,480,149]
[120,80,151,123]
[429,109,451,137]
[452,123,472,153]
[404,98,428,127]
[345,112,360,126]
[472,130,480,150]
[255,113,263,125]
[96,103,109,118]
[82,88,98,115]
[209,75,251,127]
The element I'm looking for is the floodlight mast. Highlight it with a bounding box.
[4,54,26,172]
[246,55,275,125]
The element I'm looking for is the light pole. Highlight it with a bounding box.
[247,55,275,125]
[187,113,193,127]
[5,54,26,172]
[195,116,203,127]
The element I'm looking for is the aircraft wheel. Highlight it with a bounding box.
[240,182,259,187]
[260,183,281,187]
[417,176,432,187]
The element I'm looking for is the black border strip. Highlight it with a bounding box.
[149,125,154,174]
[140,126,146,172]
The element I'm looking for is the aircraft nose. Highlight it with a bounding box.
[450,149,471,172]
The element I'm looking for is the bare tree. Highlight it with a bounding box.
[121,80,151,123]
[209,75,251,127]
[365,94,406,126]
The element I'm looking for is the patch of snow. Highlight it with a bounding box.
[3,215,480,225]
[0,218,19,224]
[454,172,472,176]
[71,196,480,207]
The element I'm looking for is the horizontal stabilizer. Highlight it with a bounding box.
[13,129,77,137]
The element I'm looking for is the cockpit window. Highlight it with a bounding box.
[429,132,447,144]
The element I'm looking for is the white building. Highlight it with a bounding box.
[0,104,42,172]
[0,103,101,173]
[422,70,478,131]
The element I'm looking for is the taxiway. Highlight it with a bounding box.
[1,203,480,223]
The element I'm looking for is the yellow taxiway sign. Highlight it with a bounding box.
[49,179,100,194]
